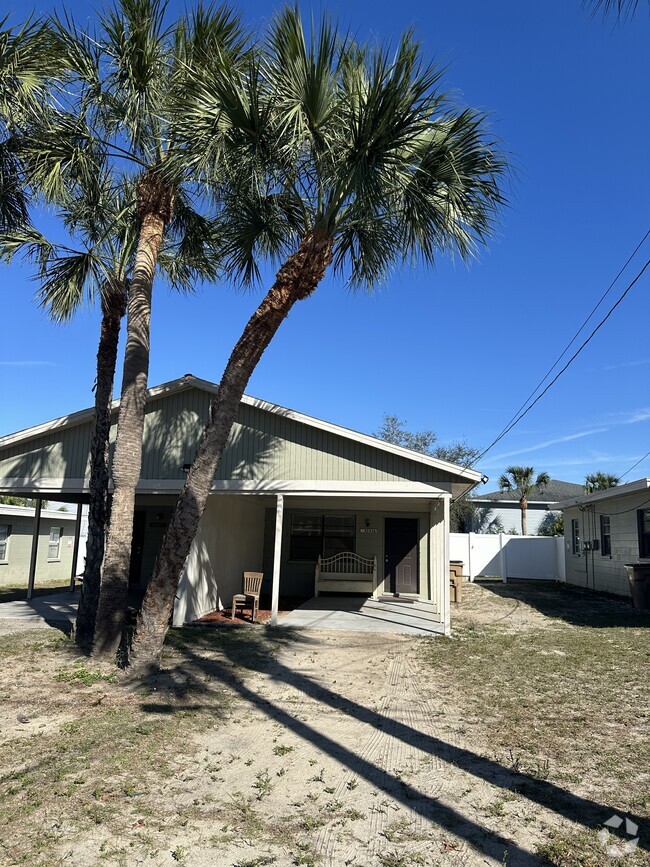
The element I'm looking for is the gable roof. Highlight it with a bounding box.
[0,374,482,484]
[473,479,585,504]
[558,478,650,509]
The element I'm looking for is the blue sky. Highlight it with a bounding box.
[2,0,650,488]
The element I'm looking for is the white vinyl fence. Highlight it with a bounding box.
[449,533,565,582]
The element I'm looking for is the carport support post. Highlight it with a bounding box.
[270,493,284,626]
[69,503,83,591]
[27,497,43,601]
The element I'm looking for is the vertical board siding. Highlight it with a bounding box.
[1,385,457,487]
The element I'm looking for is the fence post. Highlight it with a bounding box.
[556,536,566,581]
[499,533,507,583]
[467,532,474,582]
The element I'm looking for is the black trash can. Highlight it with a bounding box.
[624,564,650,610]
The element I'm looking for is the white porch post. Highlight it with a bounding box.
[270,493,284,626]
[27,497,43,601]
[428,503,436,606]
[69,503,83,591]
[442,495,451,636]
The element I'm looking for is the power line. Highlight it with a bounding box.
[618,447,650,482]
[485,227,650,456]
[474,255,650,464]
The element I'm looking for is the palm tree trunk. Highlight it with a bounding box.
[92,212,166,659]
[74,285,127,651]
[128,231,333,672]
[521,497,527,535]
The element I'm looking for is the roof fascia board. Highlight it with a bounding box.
[0,374,481,483]
[558,478,650,509]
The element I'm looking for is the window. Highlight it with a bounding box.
[600,515,611,557]
[571,519,581,555]
[0,524,9,561]
[638,510,650,558]
[289,514,356,561]
[48,526,62,560]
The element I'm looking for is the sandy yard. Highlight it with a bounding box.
[0,581,648,867]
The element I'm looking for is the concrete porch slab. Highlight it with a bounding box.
[0,590,79,626]
[277,595,444,636]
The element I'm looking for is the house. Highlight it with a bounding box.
[559,479,650,598]
[0,503,82,591]
[471,479,585,535]
[0,375,483,634]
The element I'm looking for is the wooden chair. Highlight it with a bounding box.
[231,571,264,622]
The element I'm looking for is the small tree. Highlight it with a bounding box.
[498,466,550,536]
[538,512,564,537]
[584,472,619,494]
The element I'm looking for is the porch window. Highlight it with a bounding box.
[289,514,356,561]
[571,519,580,555]
[600,515,611,557]
[638,509,650,558]
[0,524,9,561]
[48,526,62,560]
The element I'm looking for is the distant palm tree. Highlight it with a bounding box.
[498,466,551,536]
[584,472,619,493]
[128,8,507,671]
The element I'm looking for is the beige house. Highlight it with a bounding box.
[560,479,650,597]
[0,375,482,633]
[0,503,81,590]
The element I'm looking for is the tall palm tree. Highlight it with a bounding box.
[585,472,619,493]
[498,466,550,535]
[0,18,67,230]
[24,0,247,658]
[128,9,507,670]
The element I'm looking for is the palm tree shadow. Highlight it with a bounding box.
[133,628,645,864]
[475,580,650,628]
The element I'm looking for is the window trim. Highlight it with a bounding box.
[0,524,10,563]
[289,513,356,562]
[600,514,611,557]
[571,518,581,556]
[48,526,63,561]
[638,509,650,559]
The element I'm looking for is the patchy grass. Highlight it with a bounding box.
[0,626,293,866]
[423,582,650,866]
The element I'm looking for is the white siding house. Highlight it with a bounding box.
[559,479,650,597]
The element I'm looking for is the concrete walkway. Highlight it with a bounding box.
[278,595,445,636]
[0,590,79,626]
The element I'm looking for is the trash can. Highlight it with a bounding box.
[624,564,650,610]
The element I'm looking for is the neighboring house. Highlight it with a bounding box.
[0,375,483,634]
[471,480,585,535]
[0,503,81,588]
[559,479,650,597]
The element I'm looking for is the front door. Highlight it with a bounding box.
[384,518,419,595]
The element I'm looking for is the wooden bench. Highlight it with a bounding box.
[315,552,377,596]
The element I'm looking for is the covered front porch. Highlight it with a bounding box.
[176,485,452,635]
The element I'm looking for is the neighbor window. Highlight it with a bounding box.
[0,524,9,561]
[48,526,62,560]
[600,515,611,557]
[289,514,356,561]
[571,519,581,555]
[638,510,650,558]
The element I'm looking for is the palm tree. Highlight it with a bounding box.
[0,18,67,230]
[585,472,619,493]
[128,9,507,670]
[23,0,247,658]
[0,173,135,649]
[586,0,648,15]
[498,466,551,536]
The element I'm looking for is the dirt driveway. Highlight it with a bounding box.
[1,582,648,867]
